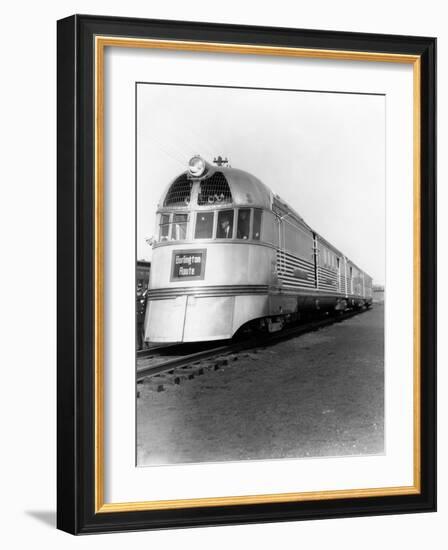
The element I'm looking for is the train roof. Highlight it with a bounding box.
[219,166,274,209]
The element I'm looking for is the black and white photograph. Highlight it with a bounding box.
[135,82,385,466]
[0,0,440,541]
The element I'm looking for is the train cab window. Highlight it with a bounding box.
[237,209,250,239]
[172,213,188,240]
[159,214,171,241]
[216,210,234,239]
[253,209,262,240]
[195,212,214,239]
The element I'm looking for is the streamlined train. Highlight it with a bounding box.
[144,155,373,343]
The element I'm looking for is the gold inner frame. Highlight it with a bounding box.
[94,36,421,513]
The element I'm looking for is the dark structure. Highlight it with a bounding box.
[136,261,150,350]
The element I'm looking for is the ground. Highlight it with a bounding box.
[137,305,384,465]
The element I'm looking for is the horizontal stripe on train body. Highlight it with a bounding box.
[278,264,313,271]
[317,269,338,280]
[279,273,315,281]
[318,286,339,292]
[280,257,314,268]
[279,282,316,290]
[318,275,338,283]
[278,289,345,298]
[318,265,339,275]
[317,276,338,283]
[278,273,315,282]
[317,280,338,287]
[277,254,316,281]
[277,258,314,268]
[278,271,315,280]
[148,284,270,299]
[317,272,338,281]
[280,258,314,268]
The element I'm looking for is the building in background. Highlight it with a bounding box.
[373,284,385,303]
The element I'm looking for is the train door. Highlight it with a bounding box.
[313,233,319,288]
[337,257,341,292]
[276,216,286,277]
[343,257,348,297]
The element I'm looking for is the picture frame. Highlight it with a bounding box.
[57,14,436,534]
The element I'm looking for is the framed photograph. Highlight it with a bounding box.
[57,14,436,534]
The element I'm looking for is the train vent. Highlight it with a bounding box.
[197,172,232,205]
[164,174,193,207]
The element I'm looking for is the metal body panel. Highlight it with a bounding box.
[232,295,270,333]
[183,295,235,341]
[145,295,187,342]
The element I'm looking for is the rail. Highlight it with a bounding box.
[136,307,370,383]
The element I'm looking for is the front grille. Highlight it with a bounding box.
[197,172,232,205]
[164,174,193,207]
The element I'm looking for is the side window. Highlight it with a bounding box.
[159,213,171,241]
[236,209,250,239]
[253,209,262,240]
[172,213,188,240]
[195,212,214,239]
[216,210,234,239]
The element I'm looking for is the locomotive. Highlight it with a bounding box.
[144,155,373,343]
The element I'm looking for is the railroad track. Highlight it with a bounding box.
[137,344,178,358]
[137,340,226,359]
[136,307,370,389]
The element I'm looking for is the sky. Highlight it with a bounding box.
[137,83,385,284]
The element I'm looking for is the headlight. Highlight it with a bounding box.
[188,155,206,177]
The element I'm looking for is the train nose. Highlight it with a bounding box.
[145,295,235,343]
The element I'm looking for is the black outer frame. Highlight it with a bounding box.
[57,14,436,535]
